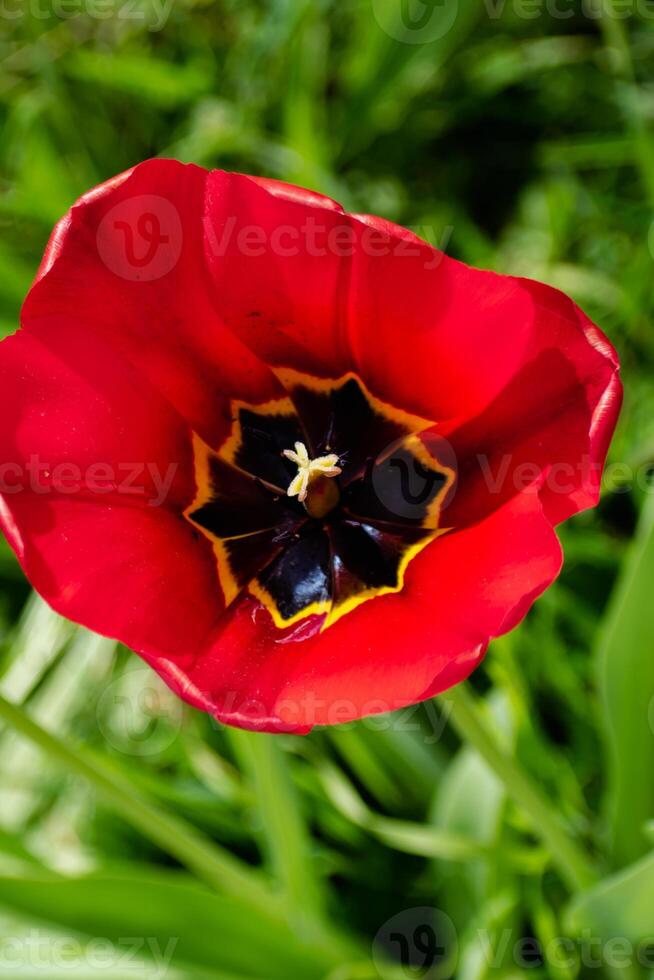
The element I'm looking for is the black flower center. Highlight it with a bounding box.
[185,370,454,631]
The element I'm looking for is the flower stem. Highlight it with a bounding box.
[439,683,598,893]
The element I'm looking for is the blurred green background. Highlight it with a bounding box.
[1,1,654,977]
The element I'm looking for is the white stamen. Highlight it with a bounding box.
[283,441,342,503]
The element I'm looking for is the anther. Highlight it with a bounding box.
[284,442,342,516]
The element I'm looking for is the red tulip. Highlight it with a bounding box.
[0,160,621,732]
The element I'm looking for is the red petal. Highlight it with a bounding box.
[0,320,224,662]
[0,326,194,509]
[203,170,356,377]
[23,159,280,449]
[343,214,621,524]
[243,175,344,212]
[201,182,547,423]
[165,489,561,732]
[439,279,622,526]
[4,494,224,669]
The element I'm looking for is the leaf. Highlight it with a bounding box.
[432,691,511,851]
[0,867,334,978]
[65,52,214,109]
[226,732,329,940]
[326,727,405,810]
[430,691,515,943]
[565,849,654,945]
[597,493,654,868]
[314,752,489,862]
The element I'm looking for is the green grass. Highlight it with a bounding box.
[1,2,654,977]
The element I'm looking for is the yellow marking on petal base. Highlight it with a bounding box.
[323,527,452,630]
[274,367,436,436]
[402,432,456,530]
[248,578,331,629]
[184,431,281,609]
[184,432,239,607]
[219,394,298,487]
[212,530,282,607]
[185,431,213,517]
[248,526,453,632]
[183,388,304,606]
